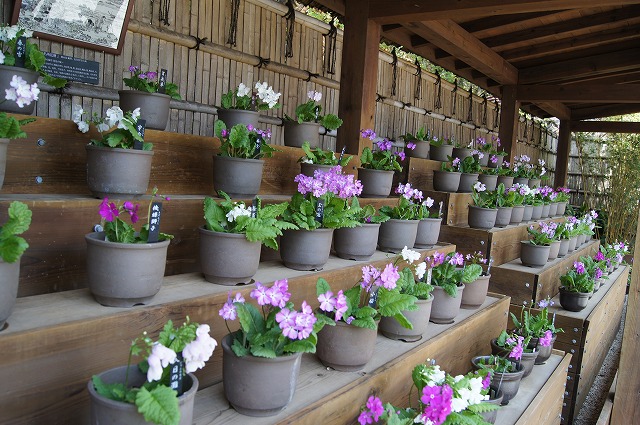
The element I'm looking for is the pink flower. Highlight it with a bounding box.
[539,330,553,347]
[335,290,348,321]
[250,282,270,305]
[98,198,119,222]
[318,291,336,312]
[380,263,400,289]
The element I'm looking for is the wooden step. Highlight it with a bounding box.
[490,239,600,305]
[0,244,454,424]
[439,217,565,267]
[508,266,628,424]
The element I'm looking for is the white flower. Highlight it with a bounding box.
[237,82,251,97]
[424,197,434,208]
[450,395,469,413]
[473,181,486,192]
[5,75,39,108]
[96,122,110,133]
[76,121,89,133]
[307,90,322,102]
[105,106,124,127]
[401,246,421,264]
[131,107,141,121]
[226,204,252,222]
[300,157,313,164]
[415,262,427,280]
[183,324,217,373]
[72,106,84,123]
[0,51,4,65]
[146,343,177,382]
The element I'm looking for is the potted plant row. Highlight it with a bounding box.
[284,90,342,148]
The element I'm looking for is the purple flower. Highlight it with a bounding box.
[481,372,491,390]
[448,252,464,266]
[595,251,605,261]
[219,291,242,320]
[357,411,374,425]
[397,151,406,161]
[375,138,393,151]
[128,65,138,72]
[420,384,453,425]
[594,267,603,280]
[509,336,524,360]
[407,142,416,150]
[98,198,119,222]
[432,251,445,267]
[220,129,229,138]
[146,71,158,80]
[538,299,549,308]
[539,330,553,347]
[250,282,270,305]
[361,265,381,288]
[335,290,348,321]
[380,263,400,289]
[366,396,384,421]
[452,157,460,167]
[490,154,498,164]
[574,261,586,275]
[346,316,355,325]
[318,291,336,312]
[360,128,376,140]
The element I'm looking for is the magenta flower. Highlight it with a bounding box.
[98,198,119,222]
[365,396,384,421]
[420,384,453,425]
[481,372,491,390]
[574,261,586,275]
[539,330,553,347]
[594,267,603,280]
[595,251,605,261]
[509,336,524,360]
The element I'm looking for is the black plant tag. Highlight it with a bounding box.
[147,201,162,242]
[168,353,184,396]
[253,134,262,157]
[368,286,379,307]
[315,199,324,223]
[251,198,258,218]
[134,119,146,150]
[14,36,26,68]
[157,69,168,93]
[338,145,346,164]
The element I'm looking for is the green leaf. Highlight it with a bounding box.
[91,375,129,402]
[377,290,417,317]
[391,312,413,329]
[203,197,227,232]
[316,278,331,296]
[284,338,316,354]
[250,345,277,358]
[350,317,377,329]
[214,120,226,139]
[135,385,180,425]
[319,114,343,131]
[461,264,483,283]
[236,303,265,336]
[2,201,32,235]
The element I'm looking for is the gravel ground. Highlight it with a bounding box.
[572,295,627,424]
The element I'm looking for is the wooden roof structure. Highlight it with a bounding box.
[311,0,640,185]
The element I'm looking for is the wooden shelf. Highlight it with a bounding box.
[490,240,600,305]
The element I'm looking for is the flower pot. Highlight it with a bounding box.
[547,240,561,261]
[457,172,479,193]
[497,175,514,189]
[300,163,334,178]
[430,144,453,162]
[478,173,498,191]
[357,168,394,198]
[86,145,153,198]
[0,65,39,114]
[199,227,261,285]
[557,202,568,216]
[217,108,260,128]
[379,296,433,342]
[0,257,20,330]
[495,206,513,228]
[559,287,591,312]
[548,202,559,217]
[316,320,378,371]
[558,238,570,258]
[414,217,442,248]
[480,389,504,423]
[568,236,578,252]
[488,155,504,169]
[468,205,498,230]
[283,121,321,148]
[531,205,543,220]
[430,284,465,324]
[510,205,525,224]
[280,228,334,270]
[213,155,264,198]
[85,232,170,307]
[433,170,461,192]
[471,356,524,405]
[118,90,171,130]
[513,177,528,186]
[529,334,557,364]
[461,274,490,308]
[522,205,534,222]
[0,138,8,191]
[88,365,198,425]
[520,241,551,267]
[222,335,301,416]
[576,234,587,246]
[528,178,541,188]
[541,203,551,218]
[406,140,430,159]
[452,147,473,160]
[378,219,419,253]
[490,339,539,378]
[474,152,489,167]
[333,223,380,261]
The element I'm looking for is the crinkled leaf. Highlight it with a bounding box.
[203,197,228,232]
[284,337,316,354]
[91,375,131,403]
[377,290,417,317]
[236,303,265,336]
[316,278,331,296]
[2,201,32,236]
[350,317,377,329]
[135,385,180,425]
[467,402,500,413]
[461,264,483,283]
[250,345,277,358]
[319,114,343,131]
[354,306,377,319]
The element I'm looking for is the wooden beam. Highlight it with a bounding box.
[535,102,571,120]
[337,0,380,155]
[519,48,640,84]
[405,20,518,85]
[555,120,571,187]
[516,84,640,103]
[610,210,640,424]
[368,0,640,24]
[498,85,520,160]
[571,104,640,120]
[570,120,640,133]
[308,0,345,16]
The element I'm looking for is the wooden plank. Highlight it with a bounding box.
[406,157,444,191]
[0,245,454,424]
[439,225,490,260]
[570,120,640,133]
[517,84,640,103]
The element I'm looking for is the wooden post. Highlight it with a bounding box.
[336,0,380,155]
[611,211,640,424]
[555,119,572,187]
[498,85,520,161]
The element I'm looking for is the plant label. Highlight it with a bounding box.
[253,135,262,157]
[134,119,146,150]
[425,268,432,285]
[158,69,168,93]
[15,37,26,67]
[368,286,379,307]
[251,198,258,218]
[338,145,346,164]
[148,201,163,242]
[315,199,324,223]
[438,201,444,217]
[169,355,184,396]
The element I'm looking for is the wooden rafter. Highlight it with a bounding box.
[516,84,640,103]
[368,0,640,24]
[404,20,518,85]
[570,120,640,133]
[571,104,640,119]
[535,102,571,120]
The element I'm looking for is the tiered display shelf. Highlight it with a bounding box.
[509,265,629,424]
